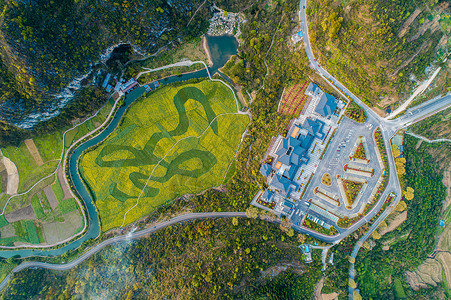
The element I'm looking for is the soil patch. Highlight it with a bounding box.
[42,210,82,244]
[1,157,19,195]
[4,205,36,222]
[379,211,407,236]
[202,36,213,67]
[321,293,339,300]
[57,166,73,200]
[24,139,44,166]
[398,8,422,38]
[43,185,58,210]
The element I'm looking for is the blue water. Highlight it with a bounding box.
[0,35,238,259]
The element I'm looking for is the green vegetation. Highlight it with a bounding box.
[80,80,248,231]
[308,0,448,109]
[0,218,322,299]
[0,0,211,139]
[24,220,40,245]
[0,215,8,228]
[126,36,207,81]
[342,180,363,206]
[31,195,45,220]
[355,135,449,298]
[394,278,407,299]
[51,178,64,203]
[345,101,367,123]
[58,198,78,215]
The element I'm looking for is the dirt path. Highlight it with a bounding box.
[2,156,19,195]
[314,277,324,300]
[57,166,72,200]
[24,139,44,166]
[398,8,422,38]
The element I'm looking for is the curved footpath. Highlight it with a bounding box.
[0,212,246,292]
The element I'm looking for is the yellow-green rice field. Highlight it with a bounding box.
[80,80,249,231]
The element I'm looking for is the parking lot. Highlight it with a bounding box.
[293,117,382,225]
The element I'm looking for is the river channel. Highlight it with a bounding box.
[0,34,238,259]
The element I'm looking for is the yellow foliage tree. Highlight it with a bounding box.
[353,290,363,300]
[396,166,405,175]
[297,233,307,243]
[378,220,388,228]
[395,200,407,212]
[245,207,258,219]
[392,148,401,158]
[349,279,357,289]
[372,231,381,240]
[396,157,406,164]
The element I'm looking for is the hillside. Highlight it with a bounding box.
[0,0,210,128]
[308,0,450,113]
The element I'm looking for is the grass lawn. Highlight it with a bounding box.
[80,80,248,231]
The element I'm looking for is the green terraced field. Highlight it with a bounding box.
[80,80,249,231]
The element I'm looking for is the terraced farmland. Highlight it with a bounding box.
[278,81,309,116]
[80,80,249,231]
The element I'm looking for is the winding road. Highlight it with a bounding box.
[1,1,450,295]
[0,212,246,291]
[299,0,450,298]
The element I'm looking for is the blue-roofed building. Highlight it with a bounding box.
[271,174,292,196]
[315,93,337,118]
[282,200,294,214]
[305,83,318,96]
[262,189,274,202]
[102,73,111,88]
[260,164,272,178]
[297,31,303,38]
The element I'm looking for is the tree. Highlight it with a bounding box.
[395,200,407,212]
[245,207,258,219]
[349,279,357,289]
[404,187,414,200]
[232,217,238,226]
[297,234,307,243]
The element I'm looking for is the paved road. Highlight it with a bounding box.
[0,212,246,292]
[347,196,398,299]
[386,67,443,119]
[299,2,405,299]
[386,94,451,130]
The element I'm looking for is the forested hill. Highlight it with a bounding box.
[0,0,210,128]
